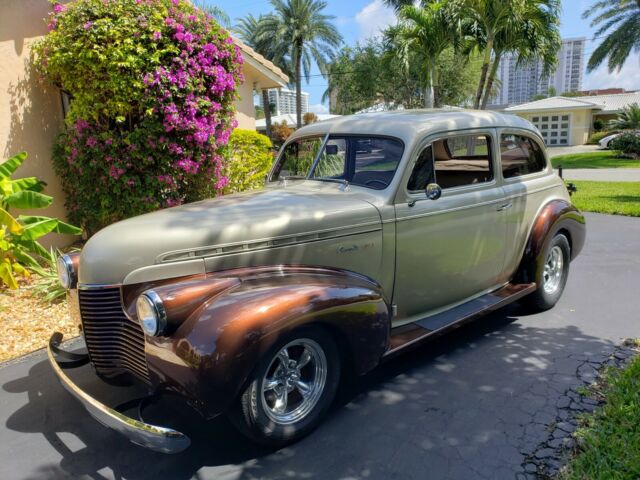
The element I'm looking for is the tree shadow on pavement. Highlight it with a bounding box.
[2,304,615,480]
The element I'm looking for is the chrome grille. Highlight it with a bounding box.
[78,287,150,383]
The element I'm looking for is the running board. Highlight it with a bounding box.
[384,283,536,359]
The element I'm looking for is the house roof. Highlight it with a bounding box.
[504,92,640,114]
[233,36,289,89]
[256,113,340,130]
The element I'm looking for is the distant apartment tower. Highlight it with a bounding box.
[491,37,585,106]
[259,88,309,116]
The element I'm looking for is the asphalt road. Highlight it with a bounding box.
[1,213,639,480]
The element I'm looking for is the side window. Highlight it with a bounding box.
[500,134,547,179]
[407,145,434,192]
[433,134,493,189]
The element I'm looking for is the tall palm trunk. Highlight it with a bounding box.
[295,43,302,129]
[261,88,272,139]
[480,52,501,110]
[474,35,493,109]
[424,63,435,108]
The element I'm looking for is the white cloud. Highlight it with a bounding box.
[583,58,640,92]
[355,0,397,42]
[309,103,329,114]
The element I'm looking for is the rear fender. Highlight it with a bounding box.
[143,266,390,416]
[516,199,586,283]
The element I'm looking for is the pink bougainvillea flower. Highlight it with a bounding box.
[83,21,93,30]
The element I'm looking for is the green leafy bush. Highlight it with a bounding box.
[587,130,619,145]
[0,152,81,289]
[34,0,243,234]
[223,129,273,193]
[592,118,604,132]
[610,131,640,158]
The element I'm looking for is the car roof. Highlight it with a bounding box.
[290,108,537,145]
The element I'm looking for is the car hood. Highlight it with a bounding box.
[78,184,382,285]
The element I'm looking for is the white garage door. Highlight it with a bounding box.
[530,114,571,146]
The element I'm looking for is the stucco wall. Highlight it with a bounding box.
[234,78,256,130]
[0,0,70,247]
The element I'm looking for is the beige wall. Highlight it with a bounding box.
[515,109,593,146]
[234,76,256,130]
[1,0,71,247]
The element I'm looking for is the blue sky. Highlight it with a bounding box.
[207,0,640,112]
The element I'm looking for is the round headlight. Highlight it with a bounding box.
[56,255,74,289]
[136,291,167,336]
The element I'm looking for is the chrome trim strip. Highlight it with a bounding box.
[156,221,383,263]
[78,283,122,290]
[48,334,190,454]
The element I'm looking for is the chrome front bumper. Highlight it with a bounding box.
[48,333,191,454]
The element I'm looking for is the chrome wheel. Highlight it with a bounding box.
[543,245,564,294]
[261,339,327,425]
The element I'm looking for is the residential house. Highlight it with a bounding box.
[504,92,640,146]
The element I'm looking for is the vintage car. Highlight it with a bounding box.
[49,109,585,453]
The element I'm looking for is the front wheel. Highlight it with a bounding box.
[524,233,571,311]
[229,327,340,447]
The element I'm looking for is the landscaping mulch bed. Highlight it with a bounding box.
[0,280,79,363]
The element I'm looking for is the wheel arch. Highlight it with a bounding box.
[515,199,586,283]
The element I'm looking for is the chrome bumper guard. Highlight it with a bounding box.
[48,332,191,454]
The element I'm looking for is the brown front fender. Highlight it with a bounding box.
[143,266,390,417]
[516,199,586,283]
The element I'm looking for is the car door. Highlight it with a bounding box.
[393,130,509,322]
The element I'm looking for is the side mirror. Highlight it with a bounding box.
[325,144,339,155]
[425,183,442,200]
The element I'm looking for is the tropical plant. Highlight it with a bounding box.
[271,120,294,146]
[223,129,274,194]
[254,0,343,128]
[30,247,74,303]
[610,131,640,158]
[192,1,230,26]
[0,152,82,289]
[610,103,640,130]
[582,0,640,73]
[386,3,459,108]
[34,0,243,234]
[303,112,319,124]
[451,0,561,109]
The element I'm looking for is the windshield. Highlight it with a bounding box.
[270,135,404,190]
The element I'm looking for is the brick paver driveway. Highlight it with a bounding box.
[1,213,638,480]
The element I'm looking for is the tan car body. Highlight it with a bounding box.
[50,109,585,453]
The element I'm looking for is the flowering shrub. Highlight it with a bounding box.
[34,0,243,234]
[223,129,273,194]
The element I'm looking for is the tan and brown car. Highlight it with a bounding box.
[49,109,585,453]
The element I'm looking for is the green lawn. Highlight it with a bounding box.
[571,181,640,217]
[560,348,640,480]
[551,151,640,169]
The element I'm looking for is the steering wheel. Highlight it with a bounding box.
[363,179,388,188]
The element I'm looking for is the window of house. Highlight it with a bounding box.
[500,134,547,178]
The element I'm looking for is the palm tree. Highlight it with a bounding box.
[479,0,561,109]
[386,3,458,108]
[193,1,230,27]
[610,103,640,129]
[256,0,343,128]
[583,0,640,73]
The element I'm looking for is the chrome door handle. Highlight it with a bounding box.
[497,202,513,211]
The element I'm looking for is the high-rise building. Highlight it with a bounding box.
[258,88,309,116]
[490,38,586,106]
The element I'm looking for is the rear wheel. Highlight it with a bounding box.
[524,233,571,311]
[229,327,340,446]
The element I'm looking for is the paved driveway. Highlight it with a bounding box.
[547,145,601,158]
[1,213,639,480]
[555,168,640,182]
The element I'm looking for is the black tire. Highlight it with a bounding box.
[523,233,571,312]
[229,326,340,447]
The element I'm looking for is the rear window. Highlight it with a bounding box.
[500,134,547,178]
